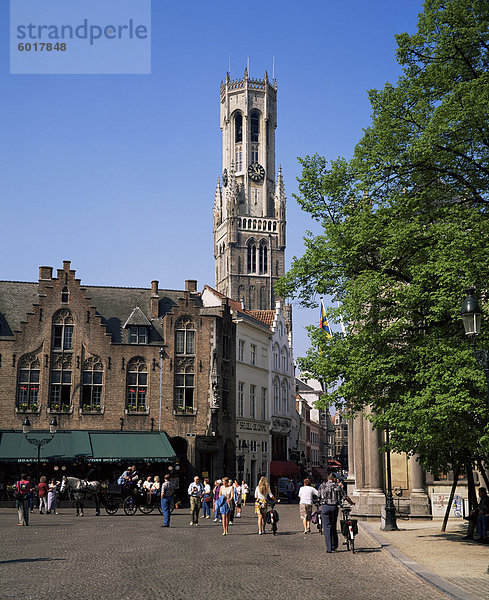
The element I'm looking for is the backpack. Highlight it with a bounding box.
[319,483,338,505]
[17,480,30,495]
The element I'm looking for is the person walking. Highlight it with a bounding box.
[213,479,222,522]
[241,481,249,506]
[15,474,31,526]
[160,474,174,527]
[188,476,203,526]
[255,476,274,535]
[47,479,59,514]
[38,476,48,514]
[318,474,354,552]
[202,478,212,519]
[298,478,318,533]
[233,480,242,518]
[219,477,233,535]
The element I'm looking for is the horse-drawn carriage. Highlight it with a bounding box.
[60,477,174,516]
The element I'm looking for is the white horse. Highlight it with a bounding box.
[60,476,101,516]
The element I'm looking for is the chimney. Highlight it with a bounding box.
[185,279,197,292]
[39,266,53,281]
[150,280,159,318]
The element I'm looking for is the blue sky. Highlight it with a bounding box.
[1,0,423,360]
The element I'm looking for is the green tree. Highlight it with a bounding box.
[277,0,489,475]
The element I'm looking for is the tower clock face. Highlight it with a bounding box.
[248,162,265,183]
[222,169,228,187]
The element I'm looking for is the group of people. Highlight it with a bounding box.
[298,473,355,552]
[186,476,251,535]
[14,474,61,526]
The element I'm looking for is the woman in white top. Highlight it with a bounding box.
[219,477,233,535]
[298,478,318,533]
[254,476,274,535]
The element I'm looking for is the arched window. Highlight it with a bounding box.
[235,113,243,143]
[17,355,40,412]
[281,380,288,413]
[175,365,195,413]
[175,317,195,355]
[273,343,279,370]
[259,241,268,274]
[238,285,245,306]
[249,286,256,309]
[126,357,147,412]
[52,309,74,351]
[259,286,266,309]
[250,112,259,143]
[49,354,72,411]
[273,377,279,413]
[281,346,288,372]
[81,356,103,412]
[247,240,256,273]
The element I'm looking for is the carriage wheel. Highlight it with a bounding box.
[104,497,120,515]
[170,497,175,514]
[139,502,155,515]
[157,502,162,514]
[123,496,137,516]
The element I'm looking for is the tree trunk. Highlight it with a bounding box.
[441,466,459,533]
[476,457,489,489]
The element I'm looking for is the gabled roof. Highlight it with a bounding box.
[123,306,152,329]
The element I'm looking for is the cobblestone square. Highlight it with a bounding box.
[1,504,447,600]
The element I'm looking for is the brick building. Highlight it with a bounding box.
[0,261,236,484]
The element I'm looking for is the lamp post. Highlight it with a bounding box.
[383,423,398,531]
[22,416,58,482]
[460,287,489,408]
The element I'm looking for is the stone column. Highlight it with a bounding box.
[409,454,430,516]
[365,410,383,493]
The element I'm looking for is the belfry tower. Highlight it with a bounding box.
[213,69,286,311]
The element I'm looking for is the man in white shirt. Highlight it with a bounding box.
[187,476,204,526]
[298,478,318,534]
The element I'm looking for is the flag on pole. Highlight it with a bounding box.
[319,299,332,338]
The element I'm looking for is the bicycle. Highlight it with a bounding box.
[312,500,323,535]
[265,499,280,535]
[340,506,358,553]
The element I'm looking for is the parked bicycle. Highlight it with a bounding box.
[340,506,358,553]
[265,499,280,535]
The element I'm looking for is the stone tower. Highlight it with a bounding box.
[213,69,286,311]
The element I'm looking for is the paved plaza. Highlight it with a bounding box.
[1,504,453,600]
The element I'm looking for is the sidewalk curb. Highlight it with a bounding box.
[360,522,482,600]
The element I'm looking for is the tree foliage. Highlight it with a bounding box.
[277,0,489,473]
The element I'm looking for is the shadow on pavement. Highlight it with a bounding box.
[0,558,66,564]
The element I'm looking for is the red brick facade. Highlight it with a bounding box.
[0,262,236,481]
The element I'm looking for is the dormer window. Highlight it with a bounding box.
[123,306,152,345]
[129,326,148,345]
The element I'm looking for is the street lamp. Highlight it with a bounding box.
[383,423,398,531]
[22,416,58,481]
[460,287,489,408]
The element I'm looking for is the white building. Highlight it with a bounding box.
[202,286,271,487]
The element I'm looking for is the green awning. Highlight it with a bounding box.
[89,432,175,463]
[0,431,175,463]
[0,431,92,463]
